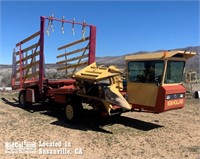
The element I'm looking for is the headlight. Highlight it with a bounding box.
[166,95,171,100]
[166,93,184,100]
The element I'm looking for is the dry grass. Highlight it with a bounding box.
[0,92,200,159]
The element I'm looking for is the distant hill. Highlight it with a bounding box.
[0,46,199,86]
[96,51,149,68]
[96,46,200,72]
[0,64,12,69]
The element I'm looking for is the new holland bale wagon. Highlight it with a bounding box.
[12,15,196,123]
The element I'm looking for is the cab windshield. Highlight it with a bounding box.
[164,61,185,84]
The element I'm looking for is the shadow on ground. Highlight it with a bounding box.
[1,97,49,112]
[1,97,163,134]
[50,110,164,134]
[1,97,19,107]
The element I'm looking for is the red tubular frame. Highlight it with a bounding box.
[88,26,96,64]
[42,16,96,65]
[44,16,96,27]
[19,43,23,89]
[12,16,96,95]
[39,16,45,94]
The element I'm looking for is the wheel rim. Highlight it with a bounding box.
[65,104,74,120]
[20,93,25,106]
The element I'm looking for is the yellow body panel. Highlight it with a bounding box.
[74,62,131,111]
[73,62,121,82]
[127,83,158,107]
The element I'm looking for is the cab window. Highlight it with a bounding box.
[164,61,185,84]
[128,60,164,83]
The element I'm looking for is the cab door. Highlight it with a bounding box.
[127,60,164,110]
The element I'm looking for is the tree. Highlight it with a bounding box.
[1,72,12,87]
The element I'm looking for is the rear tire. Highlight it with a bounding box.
[18,90,27,108]
[65,100,83,124]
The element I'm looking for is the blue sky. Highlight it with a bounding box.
[0,1,199,64]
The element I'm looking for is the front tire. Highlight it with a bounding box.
[65,100,83,124]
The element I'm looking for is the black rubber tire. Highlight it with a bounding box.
[18,90,28,108]
[65,100,83,124]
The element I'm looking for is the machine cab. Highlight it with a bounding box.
[125,50,196,113]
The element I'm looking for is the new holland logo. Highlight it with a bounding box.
[167,99,184,106]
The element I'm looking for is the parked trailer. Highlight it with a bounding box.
[12,15,196,123]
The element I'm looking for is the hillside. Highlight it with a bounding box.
[0,46,199,86]
[1,46,199,70]
[96,46,200,71]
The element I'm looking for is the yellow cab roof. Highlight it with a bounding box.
[125,50,196,61]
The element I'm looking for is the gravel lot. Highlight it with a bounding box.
[0,92,200,159]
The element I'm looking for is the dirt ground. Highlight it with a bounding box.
[0,91,200,159]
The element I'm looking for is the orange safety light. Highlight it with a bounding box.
[163,51,168,57]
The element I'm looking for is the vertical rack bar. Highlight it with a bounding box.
[25,51,28,65]
[19,43,23,89]
[22,51,25,77]
[88,26,96,64]
[39,16,45,94]
[65,48,68,75]
[32,49,36,80]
